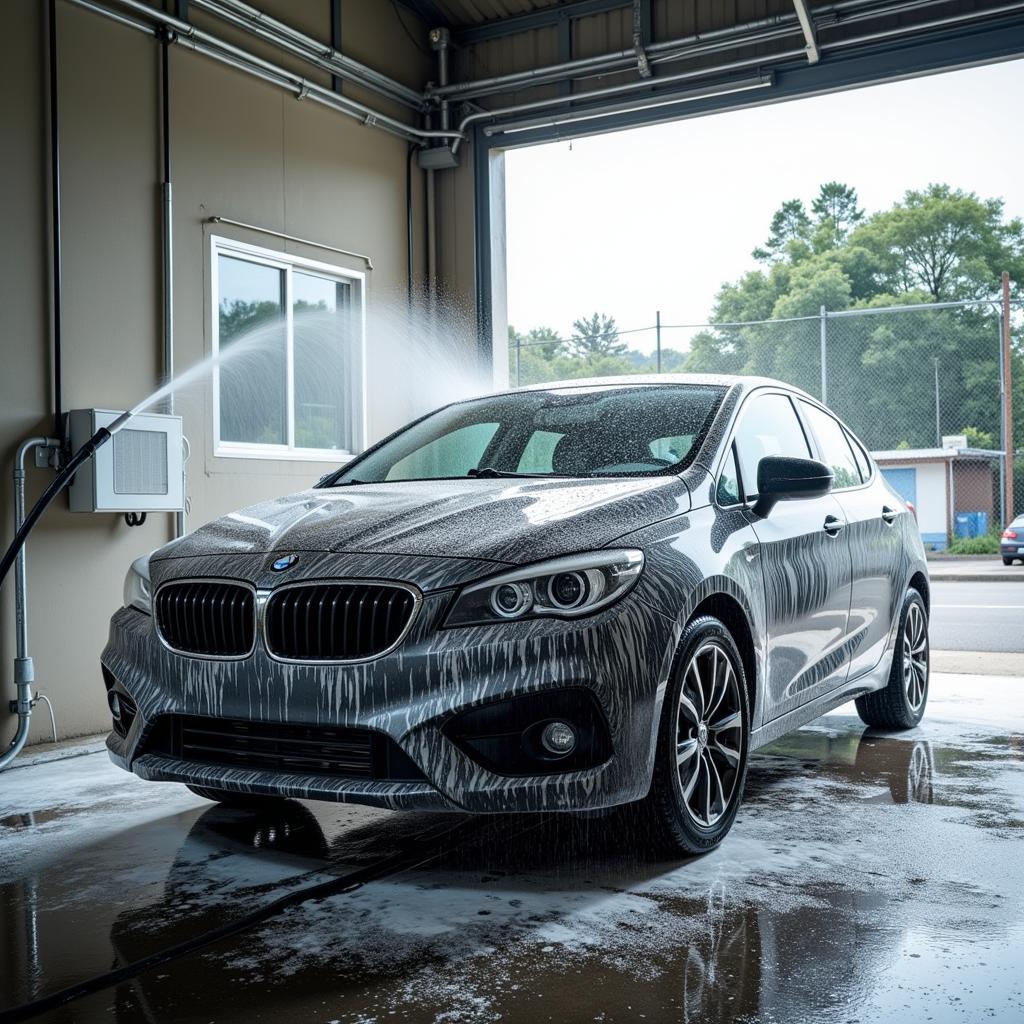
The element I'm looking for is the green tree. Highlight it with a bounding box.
[852,184,1024,301]
[569,312,625,358]
[753,199,812,263]
[811,181,864,250]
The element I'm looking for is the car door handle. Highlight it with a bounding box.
[881,506,900,524]
[823,515,846,536]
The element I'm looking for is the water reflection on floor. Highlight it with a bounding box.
[1,674,1022,1023]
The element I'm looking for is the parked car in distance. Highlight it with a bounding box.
[102,375,930,856]
[1001,515,1024,565]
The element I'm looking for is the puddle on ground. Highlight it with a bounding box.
[1,699,1022,1023]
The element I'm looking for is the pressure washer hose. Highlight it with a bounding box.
[0,427,116,591]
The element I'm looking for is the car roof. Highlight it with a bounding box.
[503,373,819,404]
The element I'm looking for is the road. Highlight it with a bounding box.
[930,581,1023,653]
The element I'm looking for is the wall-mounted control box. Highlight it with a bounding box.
[67,409,184,513]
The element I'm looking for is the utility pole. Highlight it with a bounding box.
[655,310,662,373]
[933,357,941,448]
[1003,271,1015,521]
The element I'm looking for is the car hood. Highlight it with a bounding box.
[153,476,691,566]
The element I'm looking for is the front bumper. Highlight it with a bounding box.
[102,561,675,813]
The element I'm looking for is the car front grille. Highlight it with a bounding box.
[155,581,256,658]
[265,583,417,661]
[141,715,426,781]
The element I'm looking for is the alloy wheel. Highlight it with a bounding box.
[902,602,928,711]
[675,641,744,828]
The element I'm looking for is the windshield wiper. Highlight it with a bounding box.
[467,467,553,479]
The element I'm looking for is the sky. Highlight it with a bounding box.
[504,58,1024,353]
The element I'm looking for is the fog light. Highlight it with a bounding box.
[540,720,576,756]
[108,691,122,722]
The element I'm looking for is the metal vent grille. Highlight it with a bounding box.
[141,715,427,781]
[155,581,255,657]
[113,428,169,495]
[265,583,416,661]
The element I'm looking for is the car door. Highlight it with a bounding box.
[733,391,854,721]
[798,401,904,682]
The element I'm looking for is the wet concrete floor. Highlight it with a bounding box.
[1,671,1022,1024]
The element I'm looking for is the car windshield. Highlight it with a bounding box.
[326,383,726,484]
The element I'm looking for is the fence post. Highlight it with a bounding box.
[1003,272,1015,522]
[656,310,662,373]
[515,332,521,388]
[819,305,827,403]
[933,357,941,447]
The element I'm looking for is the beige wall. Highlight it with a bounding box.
[0,0,479,743]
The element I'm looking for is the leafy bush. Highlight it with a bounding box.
[946,535,1001,555]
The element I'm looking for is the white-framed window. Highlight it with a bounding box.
[210,235,366,462]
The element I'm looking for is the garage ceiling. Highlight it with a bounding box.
[401,0,1024,144]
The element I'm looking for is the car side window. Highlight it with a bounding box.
[734,393,811,499]
[717,444,742,505]
[844,427,872,483]
[799,402,861,489]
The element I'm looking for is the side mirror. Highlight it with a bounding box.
[752,456,833,518]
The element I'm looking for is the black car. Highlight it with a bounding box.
[103,375,930,855]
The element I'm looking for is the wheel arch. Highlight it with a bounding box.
[687,590,758,725]
[908,570,930,613]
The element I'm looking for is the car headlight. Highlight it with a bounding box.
[444,550,644,627]
[123,554,152,615]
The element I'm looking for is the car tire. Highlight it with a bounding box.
[1003,557,1014,566]
[186,784,285,806]
[855,588,929,730]
[635,615,751,857]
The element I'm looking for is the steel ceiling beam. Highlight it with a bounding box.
[792,0,821,62]
[394,0,450,30]
[455,0,631,46]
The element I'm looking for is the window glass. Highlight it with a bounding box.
[800,402,862,489]
[214,244,362,458]
[217,255,286,445]
[844,427,871,483]
[516,430,564,473]
[717,445,742,505]
[332,384,725,484]
[385,423,499,481]
[649,434,694,464]
[293,272,352,451]
[734,393,810,499]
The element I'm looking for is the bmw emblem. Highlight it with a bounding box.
[271,554,298,572]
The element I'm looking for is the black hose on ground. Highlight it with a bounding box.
[0,427,113,589]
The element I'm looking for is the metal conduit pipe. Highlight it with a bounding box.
[429,0,990,102]
[70,0,462,145]
[187,0,423,111]
[1,437,61,772]
[451,49,805,154]
[429,0,890,100]
[451,0,1024,153]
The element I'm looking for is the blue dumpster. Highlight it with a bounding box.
[954,511,989,539]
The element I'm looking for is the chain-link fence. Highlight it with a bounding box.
[509,298,1024,519]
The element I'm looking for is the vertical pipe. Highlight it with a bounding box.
[1003,271,1015,521]
[655,310,662,373]
[329,0,342,93]
[47,0,63,437]
[160,32,184,537]
[819,305,827,403]
[933,357,941,448]
[406,144,415,307]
